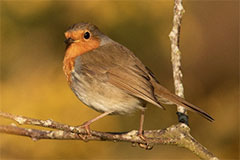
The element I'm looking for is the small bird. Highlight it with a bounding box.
[63,22,213,136]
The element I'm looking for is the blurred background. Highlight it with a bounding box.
[0,0,239,159]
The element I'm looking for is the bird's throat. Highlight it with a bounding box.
[63,41,100,83]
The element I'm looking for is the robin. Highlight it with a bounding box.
[63,22,213,137]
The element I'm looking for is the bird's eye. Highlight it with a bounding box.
[83,31,90,39]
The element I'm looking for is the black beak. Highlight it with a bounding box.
[64,38,74,45]
[64,38,74,49]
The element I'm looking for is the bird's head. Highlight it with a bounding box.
[64,22,112,58]
[63,23,112,82]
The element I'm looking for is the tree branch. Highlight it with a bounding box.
[167,0,218,159]
[0,111,218,158]
[169,0,187,116]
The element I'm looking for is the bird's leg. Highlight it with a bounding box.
[78,111,113,135]
[138,110,146,141]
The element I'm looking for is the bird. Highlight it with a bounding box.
[63,22,214,137]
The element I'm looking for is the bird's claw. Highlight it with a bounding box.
[138,133,147,141]
[76,123,92,137]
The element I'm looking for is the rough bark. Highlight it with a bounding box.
[0,111,218,159]
[169,0,187,114]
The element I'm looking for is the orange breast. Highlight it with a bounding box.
[63,39,100,84]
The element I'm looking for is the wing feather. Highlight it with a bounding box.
[74,42,164,109]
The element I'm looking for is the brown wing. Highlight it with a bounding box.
[107,65,165,109]
[74,42,164,109]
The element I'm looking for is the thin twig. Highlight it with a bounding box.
[168,0,219,159]
[169,0,187,115]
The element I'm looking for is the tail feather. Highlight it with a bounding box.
[180,100,214,122]
[154,85,214,122]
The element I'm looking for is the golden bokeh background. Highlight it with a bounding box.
[0,1,239,159]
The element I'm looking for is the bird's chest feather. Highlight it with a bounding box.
[63,40,99,84]
[69,68,144,114]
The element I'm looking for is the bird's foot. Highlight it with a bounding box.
[138,131,147,141]
[75,122,92,141]
[138,131,153,150]
[79,122,92,136]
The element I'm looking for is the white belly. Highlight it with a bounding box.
[70,71,145,115]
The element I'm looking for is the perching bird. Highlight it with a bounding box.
[63,22,213,137]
